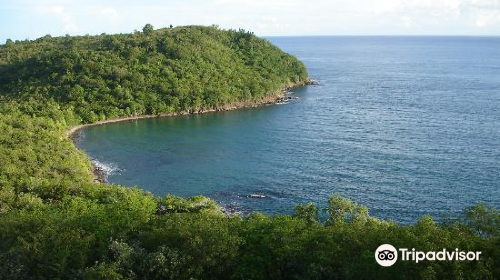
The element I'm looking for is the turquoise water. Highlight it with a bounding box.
[76,37,500,223]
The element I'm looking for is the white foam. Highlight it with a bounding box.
[91,158,121,176]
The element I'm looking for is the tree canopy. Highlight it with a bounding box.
[142,23,154,34]
[0,25,309,123]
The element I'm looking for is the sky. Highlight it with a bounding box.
[1,0,500,42]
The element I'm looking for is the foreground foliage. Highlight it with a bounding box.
[0,26,498,280]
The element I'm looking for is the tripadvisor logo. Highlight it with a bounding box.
[375,244,398,266]
[375,244,482,267]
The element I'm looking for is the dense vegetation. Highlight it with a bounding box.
[0,25,498,280]
[0,25,308,123]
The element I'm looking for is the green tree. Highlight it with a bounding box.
[464,203,500,237]
[294,202,319,225]
[143,23,154,34]
[326,194,369,225]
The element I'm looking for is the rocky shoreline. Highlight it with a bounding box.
[92,165,107,184]
[69,78,317,182]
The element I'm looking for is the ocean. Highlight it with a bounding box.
[75,36,500,223]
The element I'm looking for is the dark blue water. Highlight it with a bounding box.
[76,37,500,223]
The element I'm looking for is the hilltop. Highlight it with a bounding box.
[0,25,309,123]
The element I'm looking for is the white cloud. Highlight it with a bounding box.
[255,17,290,33]
[466,0,500,8]
[100,7,119,20]
[474,10,500,26]
[88,6,121,25]
[46,5,78,33]
[401,16,414,27]
[465,0,500,27]
[372,0,462,28]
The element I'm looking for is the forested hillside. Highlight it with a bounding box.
[0,25,309,123]
[0,26,498,280]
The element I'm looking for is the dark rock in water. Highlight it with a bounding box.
[304,78,320,85]
[222,203,241,216]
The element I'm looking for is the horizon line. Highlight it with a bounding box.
[264,34,500,37]
[3,32,500,43]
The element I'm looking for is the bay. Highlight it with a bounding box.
[76,36,500,223]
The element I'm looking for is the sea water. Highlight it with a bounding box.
[76,36,500,223]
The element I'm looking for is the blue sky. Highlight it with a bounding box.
[1,0,500,42]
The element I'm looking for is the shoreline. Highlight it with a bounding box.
[67,79,315,139]
[68,79,316,183]
[67,96,277,139]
